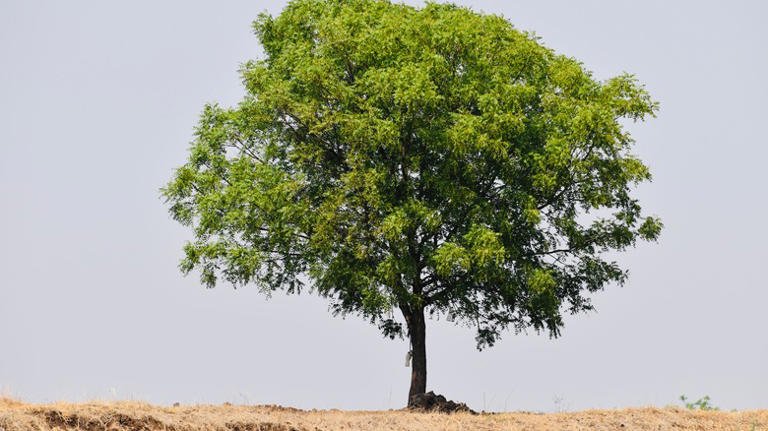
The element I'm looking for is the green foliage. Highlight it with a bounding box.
[163,0,661,349]
[680,395,719,411]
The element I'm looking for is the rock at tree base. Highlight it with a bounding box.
[408,391,476,414]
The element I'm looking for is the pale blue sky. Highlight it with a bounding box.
[1,0,766,412]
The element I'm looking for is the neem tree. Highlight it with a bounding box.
[163,0,661,405]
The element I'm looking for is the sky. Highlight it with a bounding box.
[1,0,767,412]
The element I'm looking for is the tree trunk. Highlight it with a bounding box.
[406,306,427,406]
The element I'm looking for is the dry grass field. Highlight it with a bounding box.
[1,397,767,431]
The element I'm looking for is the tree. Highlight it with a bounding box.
[162,0,662,406]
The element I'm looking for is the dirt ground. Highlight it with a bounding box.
[1,397,766,431]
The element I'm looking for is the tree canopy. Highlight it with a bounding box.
[163,0,661,402]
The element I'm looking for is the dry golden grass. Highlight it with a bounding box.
[1,398,766,431]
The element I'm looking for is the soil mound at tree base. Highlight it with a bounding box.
[408,391,477,414]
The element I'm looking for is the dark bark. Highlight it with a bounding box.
[405,306,427,405]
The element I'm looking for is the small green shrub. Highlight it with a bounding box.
[679,394,719,411]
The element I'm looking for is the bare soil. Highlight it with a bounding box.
[1,397,766,431]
